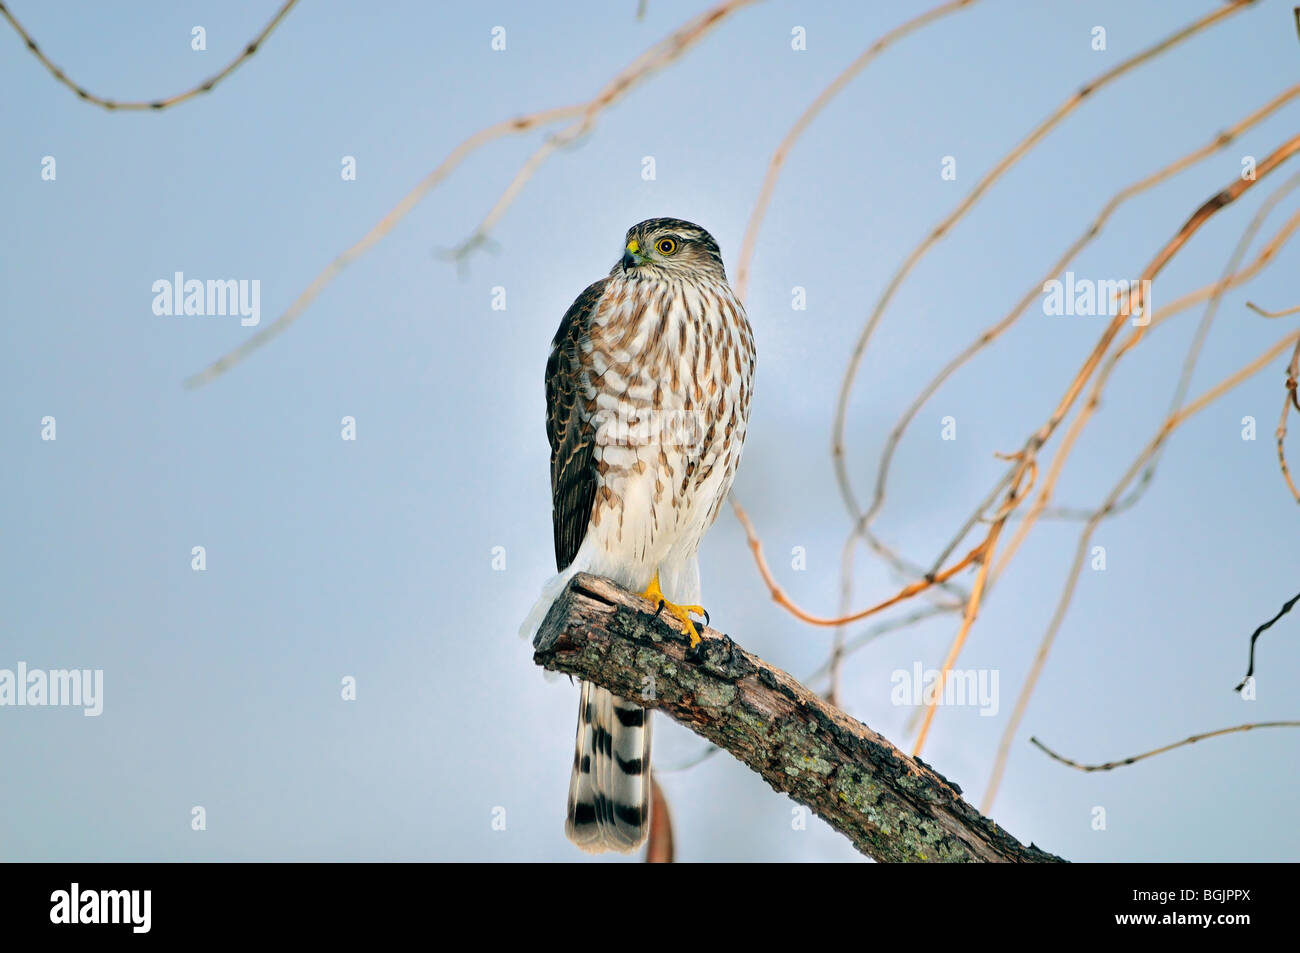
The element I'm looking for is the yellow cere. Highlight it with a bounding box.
[626,239,639,254]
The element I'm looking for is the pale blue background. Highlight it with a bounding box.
[2,0,1298,862]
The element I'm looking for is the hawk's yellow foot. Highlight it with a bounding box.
[642,571,709,647]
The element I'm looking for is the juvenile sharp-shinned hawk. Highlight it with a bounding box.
[523,218,756,853]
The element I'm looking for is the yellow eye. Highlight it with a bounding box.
[655,237,678,256]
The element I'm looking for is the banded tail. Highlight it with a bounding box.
[565,681,652,852]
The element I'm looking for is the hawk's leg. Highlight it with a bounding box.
[642,571,708,647]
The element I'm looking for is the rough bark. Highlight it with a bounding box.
[533,573,1065,863]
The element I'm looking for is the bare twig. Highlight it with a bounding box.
[1234,588,1300,692]
[1035,167,1300,523]
[450,0,759,263]
[1276,338,1300,503]
[831,0,1259,532]
[993,195,1300,582]
[532,573,1065,862]
[1032,721,1300,772]
[1248,300,1300,318]
[733,0,982,301]
[970,136,1300,625]
[823,9,1274,708]
[911,519,1002,756]
[0,0,298,111]
[989,184,1300,788]
[982,326,1300,811]
[729,496,981,628]
[826,533,857,706]
[186,0,757,387]
[808,603,960,690]
[870,84,1300,531]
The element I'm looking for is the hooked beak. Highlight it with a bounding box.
[621,239,642,271]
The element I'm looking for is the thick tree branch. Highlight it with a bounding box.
[532,573,1064,863]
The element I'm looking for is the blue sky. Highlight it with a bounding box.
[2,0,1298,862]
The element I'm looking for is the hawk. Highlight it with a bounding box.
[524,218,756,853]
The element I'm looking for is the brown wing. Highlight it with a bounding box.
[546,278,608,571]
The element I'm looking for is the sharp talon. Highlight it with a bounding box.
[640,569,709,648]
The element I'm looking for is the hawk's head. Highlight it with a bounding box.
[617,218,727,282]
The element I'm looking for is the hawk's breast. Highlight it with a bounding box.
[578,273,755,574]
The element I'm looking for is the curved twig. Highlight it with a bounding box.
[1034,168,1300,523]
[451,0,761,263]
[186,0,757,387]
[874,132,1300,766]
[824,9,1272,710]
[733,0,982,301]
[993,192,1300,582]
[0,0,298,111]
[1276,338,1300,503]
[982,326,1300,811]
[1031,721,1300,773]
[831,0,1259,532]
[1234,588,1300,692]
[870,84,1300,532]
[911,519,1002,756]
[730,495,981,629]
[1248,300,1300,318]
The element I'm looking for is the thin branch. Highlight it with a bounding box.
[982,326,1300,812]
[729,495,981,628]
[532,573,1065,862]
[1008,134,1300,491]
[185,0,757,387]
[1234,588,1300,692]
[1034,168,1300,523]
[449,0,760,263]
[993,195,1300,581]
[1275,338,1300,503]
[0,0,298,111]
[183,101,583,388]
[831,0,1259,532]
[1247,300,1300,318]
[806,603,960,689]
[733,0,982,301]
[826,531,857,706]
[823,10,1275,704]
[859,114,1300,618]
[845,522,974,605]
[939,131,1300,597]
[872,132,1300,770]
[871,82,1300,533]
[911,519,1002,757]
[1031,721,1300,773]
[821,527,968,703]
[653,742,722,774]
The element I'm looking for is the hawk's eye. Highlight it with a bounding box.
[655,237,679,256]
